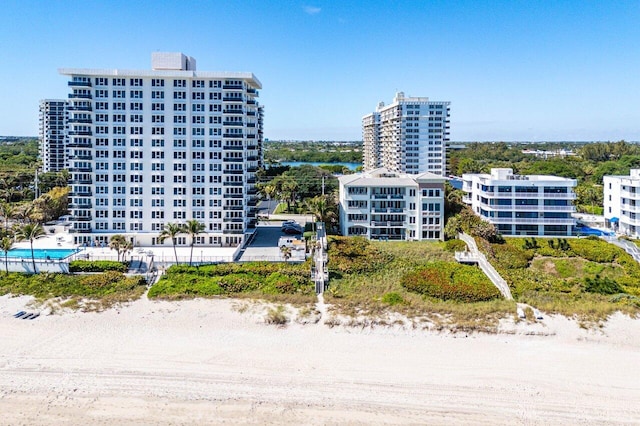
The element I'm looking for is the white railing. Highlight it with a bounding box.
[458,233,513,300]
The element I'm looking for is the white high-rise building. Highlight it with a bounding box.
[604,169,640,236]
[462,168,577,236]
[362,92,450,176]
[39,99,68,173]
[59,52,263,247]
[338,168,445,241]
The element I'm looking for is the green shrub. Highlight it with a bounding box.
[328,236,392,274]
[584,275,624,295]
[444,239,467,252]
[69,260,128,273]
[401,262,500,302]
[381,292,405,306]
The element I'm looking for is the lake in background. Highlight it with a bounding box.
[280,161,361,170]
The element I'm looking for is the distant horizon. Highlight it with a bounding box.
[3,136,639,145]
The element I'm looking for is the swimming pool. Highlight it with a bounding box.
[573,226,615,237]
[0,248,78,260]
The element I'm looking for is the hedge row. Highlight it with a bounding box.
[69,260,129,273]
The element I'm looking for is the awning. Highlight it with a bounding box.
[610,217,619,223]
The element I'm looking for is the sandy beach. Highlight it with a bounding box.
[1,295,639,425]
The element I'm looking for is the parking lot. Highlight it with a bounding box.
[238,221,307,262]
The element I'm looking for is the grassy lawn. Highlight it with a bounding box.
[0,271,147,311]
[324,237,515,331]
[273,203,288,214]
[478,236,640,321]
[148,262,316,305]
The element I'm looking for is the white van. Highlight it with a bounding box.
[278,237,305,250]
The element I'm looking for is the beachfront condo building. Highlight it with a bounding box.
[462,168,577,236]
[362,92,450,176]
[39,99,68,173]
[338,168,445,241]
[59,52,263,247]
[604,169,640,237]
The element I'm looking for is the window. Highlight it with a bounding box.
[152,79,165,87]
[130,102,143,111]
[112,78,125,86]
[173,91,186,100]
[174,103,186,112]
[152,90,164,99]
[174,115,186,124]
[173,79,186,88]
[112,102,126,110]
[152,102,164,111]
[130,78,143,87]
[112,90,125,98]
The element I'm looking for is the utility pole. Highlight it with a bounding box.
[321,176,325,196]
[34,168,40,199]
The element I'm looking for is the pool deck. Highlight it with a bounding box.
[13,234,238,265]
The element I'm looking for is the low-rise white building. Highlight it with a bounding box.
[338,168,445,241]
[462,168,576,236]
[604,169,640,236]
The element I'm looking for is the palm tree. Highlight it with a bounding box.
[184,219,205,266]
[305,194,337,228]
[109,235,127,262]
[159,223,184,265]
[280,245,292,262]
[0,202,15,232]
[259,183,277,219]
[121,240,134,263]
[1,236,13,275]
[14,223,46,273]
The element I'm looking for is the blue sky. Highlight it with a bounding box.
[1,0,638,141]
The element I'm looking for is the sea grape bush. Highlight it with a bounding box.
[401,261,500,302]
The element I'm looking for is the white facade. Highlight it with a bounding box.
[462,168,577,236]
[604,169,640,237]
[338,168,445,241]
[362,92,450,176]
[58,52,263,247]
[39,99,68,173]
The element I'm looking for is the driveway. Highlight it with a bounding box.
[239,222,306,262]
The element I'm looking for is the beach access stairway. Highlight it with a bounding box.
[609,237,640,263]
[455,233,513,300]
[310,222,329,294]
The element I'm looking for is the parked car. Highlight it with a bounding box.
[283,226,303,235]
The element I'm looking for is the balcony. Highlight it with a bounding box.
[247,199,258,207]
[223,229,244,234]
[223,217,244,223]
[246,177,256,184]
[72,216,93,222]
[68,93,92,99]
[371,221,405,227]
[246,99,256,105]
[223,109,244,115]
[247,166,258,173]
[226,205,244,211]
[223,145,243,150]
[68,80,92,87]
[67,105,92,112]
[70,155,92,160]
[372,194,388,199]
[246,123,256,127]
[224,169,244,174]
[223,157,243,163]
[247,88,257,94]
[223,96,244,102]
[69,178,92,184]
[72,228,93,234]
[69,167,92,172]
[67,141,92,148]
[246,188,257,195]
[223,133,244,138]
[67,118,92,124]
[247,134,256,139]
[68,131,92,136]
[223,121,244,126]
[223,181,243,186]
[246,144,257,150]
[247,111,256,116]
[246,156,259,162]
[69,202,92,209]
[223,84,243,89]
[223,193,243,199]
[68,191,93,197]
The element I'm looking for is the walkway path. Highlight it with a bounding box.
[458,233,513,300]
